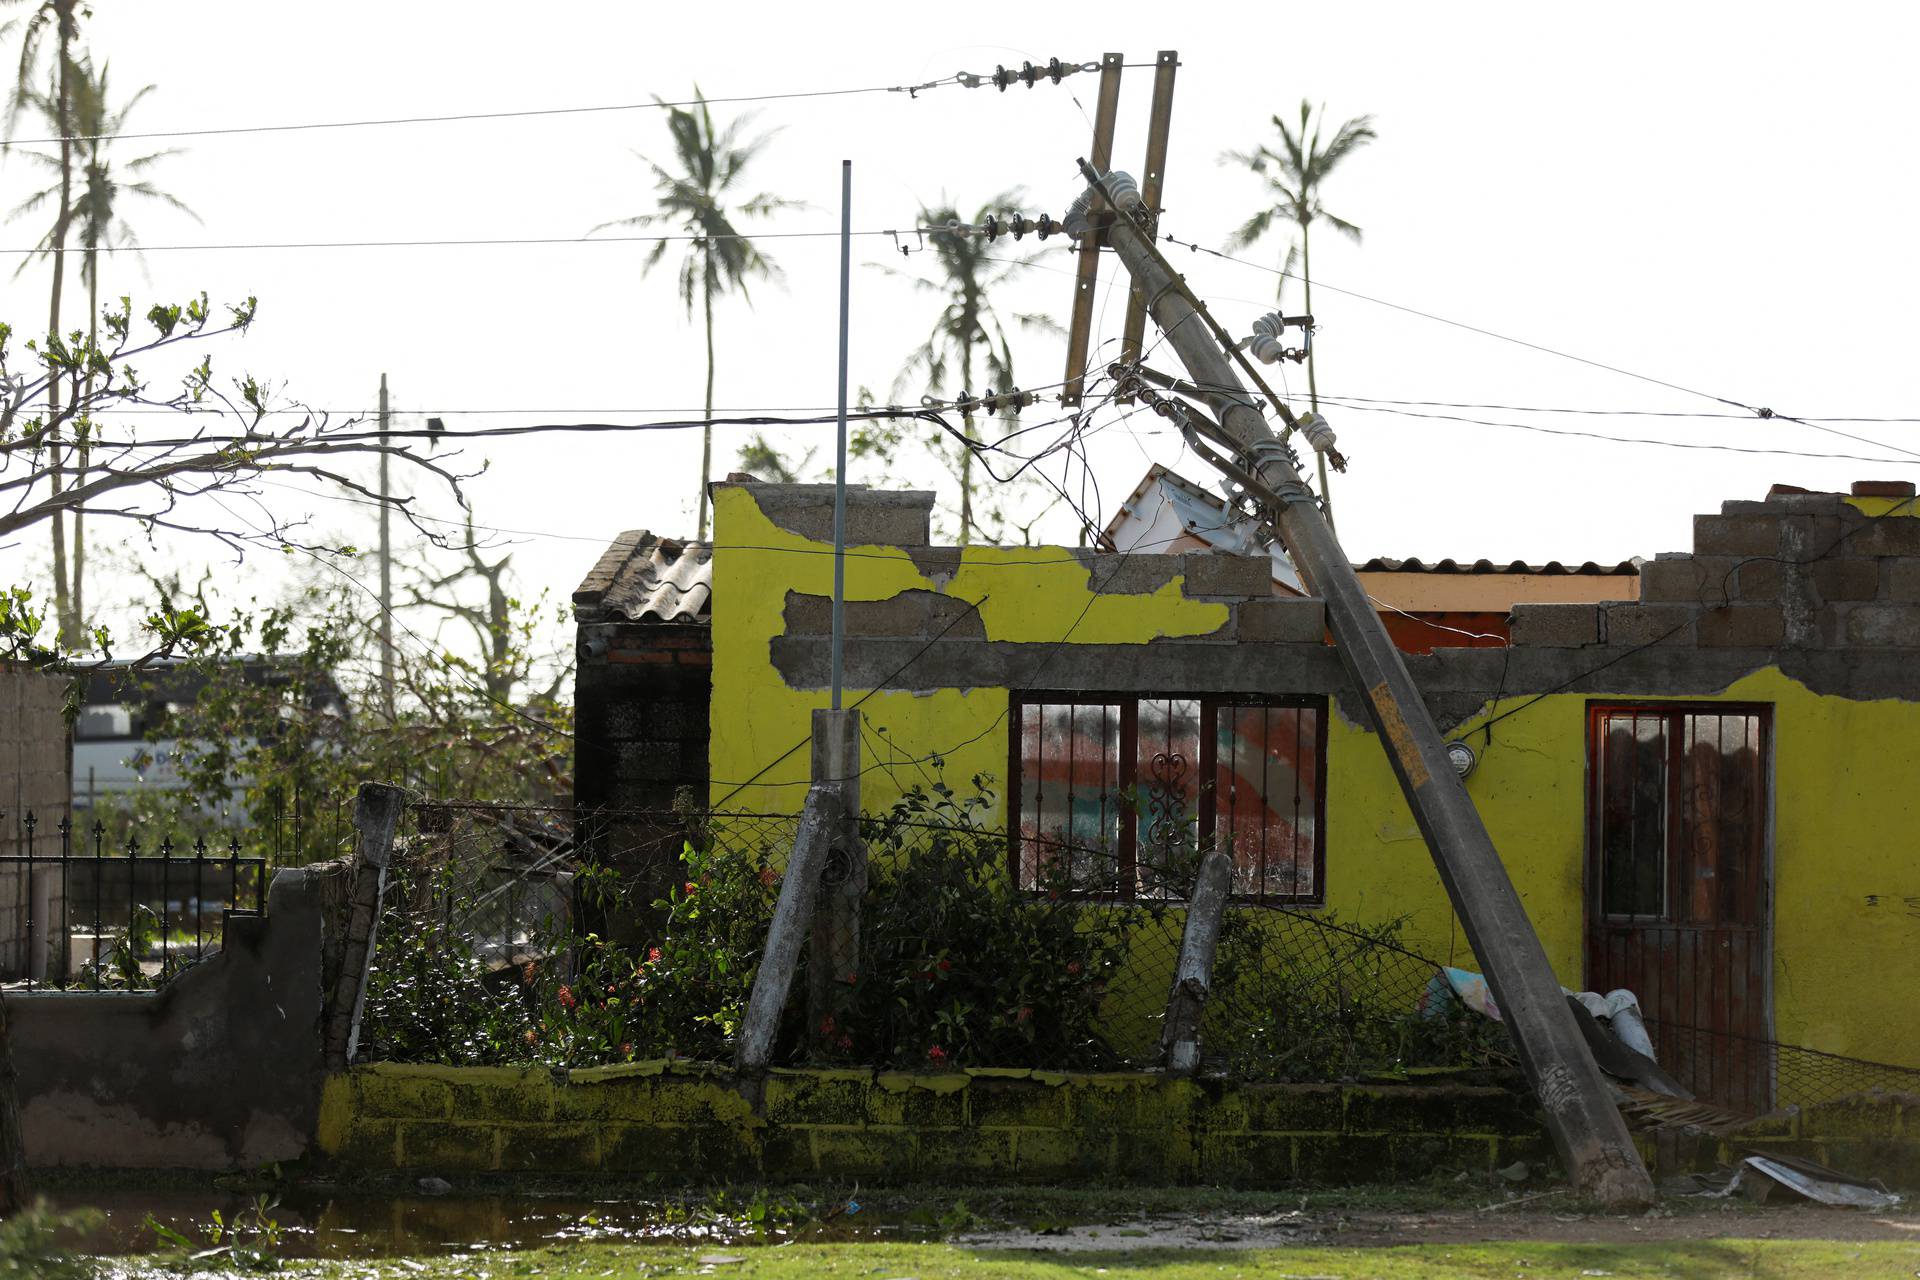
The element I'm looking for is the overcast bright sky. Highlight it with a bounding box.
[5,2,1919,662]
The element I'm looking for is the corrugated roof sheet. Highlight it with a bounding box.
[572,530,712,623]
[1356,557,1640,576]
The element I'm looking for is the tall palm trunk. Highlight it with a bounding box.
[46,37,75,646]
[698,282,715,541]
[74,265,94,642]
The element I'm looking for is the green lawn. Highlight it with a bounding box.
[115,1239,1920,1278]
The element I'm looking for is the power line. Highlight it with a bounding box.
[0,227,1064,256]
[1160,233,1920,461]
[0,62,1169,148]
[1315,393,1920,426]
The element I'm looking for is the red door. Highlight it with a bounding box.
[1586,704,1772,1111]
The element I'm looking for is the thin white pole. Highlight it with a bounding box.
[830,159,852,710]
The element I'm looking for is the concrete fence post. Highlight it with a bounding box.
[1161,849,1233,1077]
[323,782,405,1073]
[807,709,863,1055]
[736,782,845,1073]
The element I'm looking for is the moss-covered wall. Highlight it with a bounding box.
[317,1061,1548,1186]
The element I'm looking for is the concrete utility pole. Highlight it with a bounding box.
[1084,165,1653,1207]
[377,374,394,721]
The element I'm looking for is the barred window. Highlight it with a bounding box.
[1010,693,1326,905]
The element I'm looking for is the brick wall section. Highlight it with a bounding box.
[0,666,71,975]
[318,1062,1548,1186]
[1511,490,1920,652]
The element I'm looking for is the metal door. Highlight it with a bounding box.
[1586,704,1772,1111]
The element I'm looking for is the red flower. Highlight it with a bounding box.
[819,1015,837,1036]
[557,984,576,1010]
[844,971,858,986]
[684,881,699,896]
[927,1045,948,1064]
[758,867,778,886]
[620,1042,634,1057]
[837,1034,853,1051]
[1066,961,1083,977]
[937,959,952,973]
[647,947,663,964]
[606,985,617,995]
[1016,1006,1033,1023]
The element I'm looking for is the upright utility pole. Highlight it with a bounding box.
[377,374,394,721]
[1084,165,1653,1207]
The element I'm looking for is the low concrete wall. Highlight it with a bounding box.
[317,1062,1551,1186]
[9,864,334,1170]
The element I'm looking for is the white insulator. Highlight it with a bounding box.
[1248,334,1288,364]
[1297,411,1338,455]
[1062,190,1094,240]
[1101,170,1143,212]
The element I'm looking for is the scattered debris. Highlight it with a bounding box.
[1699,1153,1902,1211]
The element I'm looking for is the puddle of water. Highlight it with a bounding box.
[50,1189,928,1259]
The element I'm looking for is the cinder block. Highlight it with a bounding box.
[971,1078,1070,1129]
[1639,557,1729,604]
[1237,598,1326,643]
[1845,604,1920,647]
[498,1123,602,1171]
[1811,558,1881,602]
[397,1121,501,1171]
[1884,560,1920,602]
[1696,606,1786,648]
[1732,558,1783,601]
[1853,480,1917,499]
[1180,552,1274,599]
[1081,553,1181,596]
[806,1127,918,1178]
[1694,513,1782,557]
[1853,519,1920,558]
[1509,604,1600,647]
[1603,603,1697,647]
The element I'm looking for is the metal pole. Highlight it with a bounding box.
[1083,163,1653,1207]
[829,160,852,711]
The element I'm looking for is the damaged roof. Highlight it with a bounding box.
[572,530,712,623]
[1357,557,1640,576]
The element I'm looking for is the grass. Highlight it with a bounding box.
[109,1239,1920,1278]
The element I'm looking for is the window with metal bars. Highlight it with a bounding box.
[1009,692,1327,905]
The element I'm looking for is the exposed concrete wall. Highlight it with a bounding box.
[318,1060,1548,1185]
[710,482,1920,1074]
[0,666,71,978]
[8,863,334,1170]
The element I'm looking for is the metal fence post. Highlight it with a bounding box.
[324,783,406,1073]
[1161,850,1233,1076]
[807,709,863,1056]
[736,782,845,1073]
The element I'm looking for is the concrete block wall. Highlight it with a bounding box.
[0,666,71,976]
[1512,486,1920,652]
[316,1061,1548,1186]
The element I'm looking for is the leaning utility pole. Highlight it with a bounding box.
[377,373,395,721]
[1081,164,1653,1207]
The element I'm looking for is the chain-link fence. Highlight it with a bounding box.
[353,795,1920,1116]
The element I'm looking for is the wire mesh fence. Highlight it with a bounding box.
[351,795,1920,1116]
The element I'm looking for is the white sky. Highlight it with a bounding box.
[6,1,1919,663]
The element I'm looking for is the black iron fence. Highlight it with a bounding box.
[0,812,268,990]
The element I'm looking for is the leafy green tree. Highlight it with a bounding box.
[592,91,798,541]
[9,55,198,644]
[1221,100,1376,415]
[885,196,1056,544]
[3,0,84,646]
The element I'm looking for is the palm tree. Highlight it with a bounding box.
[18,59,196,641]
[3,0,83,644]
[888,194,1052,544]
[1221,100,1376,415]
[9,57,196,645]
[592,90,797,541]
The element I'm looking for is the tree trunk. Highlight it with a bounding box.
[0,999,28,1213]
[72,267,95,649]
[697,285,715,542]
[47,39,76,648]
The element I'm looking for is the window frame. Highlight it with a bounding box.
[1584,700,1773,927]
[1007,690,1329,907]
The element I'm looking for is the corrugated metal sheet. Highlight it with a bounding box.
[1357,556,1640,576]
[572,530,712,623]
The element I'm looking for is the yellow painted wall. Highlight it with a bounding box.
[711,486,1920,1074]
